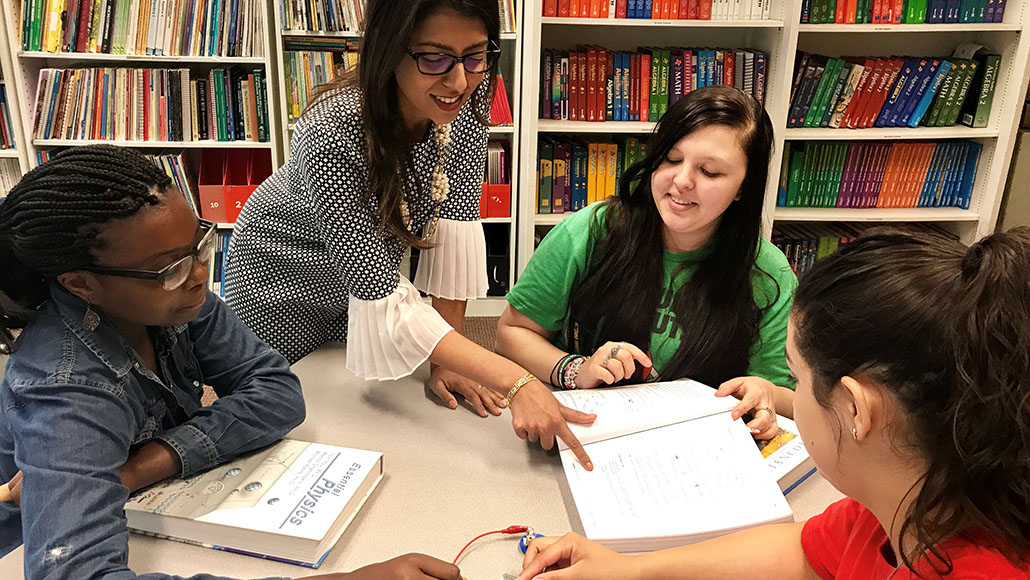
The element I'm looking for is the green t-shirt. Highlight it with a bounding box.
[507,203,798,388]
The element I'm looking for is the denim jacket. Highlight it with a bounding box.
[0,284,304,580]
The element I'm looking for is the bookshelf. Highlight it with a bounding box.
[515,0,1030,276]
[0,0,285,172]
[0,11,30,193]
[271,0,523,316]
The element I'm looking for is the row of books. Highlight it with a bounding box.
[20,0,265,57]
[537,136,649,214]
[284,44,357,124]
[0,85,16,150]
[499,0,517,33]
[777,140,980,209]
[772,222,956,277]
[541,47,767,123]
[208,230,231,296]
[33,67,270,143]
[800,0,1009,24]
[0,159,20,196]
[279,0,364,33]
[543,0,771,20]
[787,43,999,129]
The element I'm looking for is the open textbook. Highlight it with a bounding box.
[553,380,811,552]
[125,439,383,567]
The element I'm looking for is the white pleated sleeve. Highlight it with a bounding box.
[346,276,454,381]
[413,218,489,300]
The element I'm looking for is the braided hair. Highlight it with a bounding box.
[0,145,172,353]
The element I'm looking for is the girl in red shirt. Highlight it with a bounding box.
[518,227,1030,580]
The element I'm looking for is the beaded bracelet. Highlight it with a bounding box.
[564,354,589,389]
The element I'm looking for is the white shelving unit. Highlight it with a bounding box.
[0,0,285,170]
[518,1,800,272]
[0,12,30,189]
[516,0,1030,275]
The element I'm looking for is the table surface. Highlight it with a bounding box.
[0,343,844,580]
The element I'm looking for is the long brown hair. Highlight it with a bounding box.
[308,0,498,250]
[793,227,1030,574]
[565,86,776,386]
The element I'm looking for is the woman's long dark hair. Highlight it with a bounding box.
[793,227,1030,574]
[0,145,171,353]
[308,0,499,250]
[565,85,775,386]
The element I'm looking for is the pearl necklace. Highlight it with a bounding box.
[400,122,452,243]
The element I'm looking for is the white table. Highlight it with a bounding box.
[0,343,843,580]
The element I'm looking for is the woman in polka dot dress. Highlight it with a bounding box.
[224,0,597,468]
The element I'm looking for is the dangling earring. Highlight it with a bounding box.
[850,427,858,440]
[83,303,101,332]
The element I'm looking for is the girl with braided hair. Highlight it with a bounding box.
[0,145,462,580]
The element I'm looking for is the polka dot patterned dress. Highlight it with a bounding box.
[224,83,489,376]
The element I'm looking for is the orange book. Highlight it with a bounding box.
[661,0,671,19]
[570,0,579,17]
[895,144,920,208]
[653,0,661,18]
[587,142,599,204]
[605,143,618,200]
[590,0,601,18]
[875,144,905,208]
[580,0,591,17]
[544,0,557,16]
[671,0,679,18]
[594,141,607,202]
[600,0,609,17]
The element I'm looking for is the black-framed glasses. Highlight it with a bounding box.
[406,43,501,76]
[83,220,217,291]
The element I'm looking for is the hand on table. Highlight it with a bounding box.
[429,365,505,417]
[715,376,781,440]
[305,553,463,580]
[516,533,631,580]
[572,341,651,389]
[509,380,596,471]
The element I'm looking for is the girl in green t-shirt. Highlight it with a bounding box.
[498,85,796,439]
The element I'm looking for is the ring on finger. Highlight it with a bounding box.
[610,346,620,358]
[755,406,775,417]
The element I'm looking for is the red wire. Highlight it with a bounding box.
[453,525,528,564]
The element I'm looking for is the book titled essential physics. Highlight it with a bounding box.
[553,380,810,552]
[125,439,384,567]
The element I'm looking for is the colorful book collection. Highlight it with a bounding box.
[773,222,955,277]
[499,0,517,32]
[543,0,771,20]
[208,230,232,297]
[800,0,1008,24]
[0,159,21,196]
[0,85,16,150]
[481,140,511,218]
[777,140,981,209]
[536,136,648,214]
[284,43,357,123]
[541,47,767,123]
[148,151,195,209]
[32,67,270,143]
[279,0,365,33]
[788,44,1000,129]
[20,0,265,57]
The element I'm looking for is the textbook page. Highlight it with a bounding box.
[553,380,737,450]
[559,412,793,551]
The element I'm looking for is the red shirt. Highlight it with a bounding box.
[801,498,1028,579]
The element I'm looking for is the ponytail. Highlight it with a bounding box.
[793,226,1030,574]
